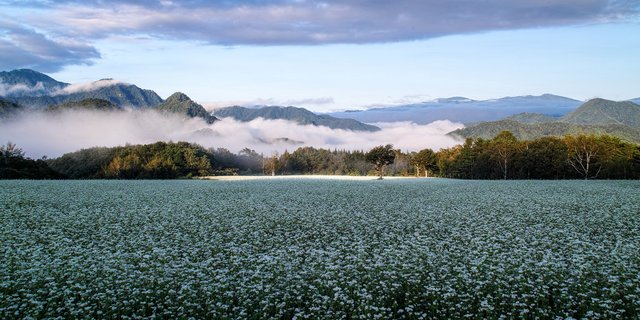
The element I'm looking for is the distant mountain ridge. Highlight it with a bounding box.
[215,105,380,132]
[451,98,640,143]
[329,94,582,124]
[157,92,218,124]
[0,69,68,97]
[1,69,162,108]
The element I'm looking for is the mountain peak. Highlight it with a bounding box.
[157,92,217,124]
[165,92,192,102]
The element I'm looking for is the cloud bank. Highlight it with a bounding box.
[2,0,638,70]
[0,18,100,72]
[0,110,463,158]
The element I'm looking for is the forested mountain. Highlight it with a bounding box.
[451,99,640,143]
[215,105,380,131]
[561,98,640,127]
[328,94,581,124]
[1,69,162,108]
[0,69,68,97]
[157,92,218,124]
[0,98,24,118]
[47,98,123,112]
[504,112,559,124]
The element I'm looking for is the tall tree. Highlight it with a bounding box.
[411,148,437,177]
[489,131,520,180]
[564,134,604,179]
[365,144,395,179]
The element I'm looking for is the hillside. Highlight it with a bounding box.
[504,112,558,124]
[561,98,640,127]
[328,94,581,124]
[47,98,122,112]
[450,99,640,143]
[1,69,162,108]
[215,105,380,132]
[156,92,217,124]
[0,98,25,118]
[0,69,68,97]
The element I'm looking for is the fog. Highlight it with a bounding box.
[0,110,464,158]
[54,79,125,95]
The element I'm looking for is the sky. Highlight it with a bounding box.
[1,0,639,112]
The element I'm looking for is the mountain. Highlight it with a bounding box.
[561,98,640,127]
[11,80,163,109]
[1,69,162,109]
[0,69,68,97]
[0,97,25,118]
[504,112,559,124]
[450,99,640,143]
[630,98,640,104]
[214,105,380,132]
[450,120,640,143]
[156,92,218,124]
[47,98,122,112]
[328,94,581,124]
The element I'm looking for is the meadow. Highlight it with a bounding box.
[1,179,639,319]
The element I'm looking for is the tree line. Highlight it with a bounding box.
[1,131,639,179]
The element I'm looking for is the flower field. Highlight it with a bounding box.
[1,179,639,319]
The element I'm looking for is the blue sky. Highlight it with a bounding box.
[1,0,639,111]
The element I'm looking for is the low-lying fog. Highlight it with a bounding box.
[0,109,464,158]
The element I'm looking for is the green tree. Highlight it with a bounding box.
[489,131,520,180]
[365,144,395,179]
[411,148,437,177]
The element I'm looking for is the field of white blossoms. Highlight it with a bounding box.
[1,179,639,319]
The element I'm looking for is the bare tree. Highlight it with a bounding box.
[565,135,603,179]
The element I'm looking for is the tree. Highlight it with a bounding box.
[488,131,520,180]
[365,144,395,179]
[411,148,436,177]
[1,141,25,164]
[565,134,604,179]
[264,152,280,176]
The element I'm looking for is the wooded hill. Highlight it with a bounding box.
[451,98,640,143]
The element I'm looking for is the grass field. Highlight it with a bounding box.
[1,179,639,319]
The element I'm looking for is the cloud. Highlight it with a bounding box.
[0,18,100,72]
[2,1,637,71]
[0,80,48,96]
[0,109,463,158]
[17,1,640,45]
[54,79,125,95]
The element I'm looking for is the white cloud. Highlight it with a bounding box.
[0,110,464,158]
[54,79,125,95]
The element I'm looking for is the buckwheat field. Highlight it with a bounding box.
[1,179,639,319]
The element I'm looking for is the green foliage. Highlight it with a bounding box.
[365,144,396,178]
[101,142,212,179]
[439,132,640,180]
[0,142,64,179]
[47,98,122,112]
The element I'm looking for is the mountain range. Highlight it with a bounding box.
[1,69,161,108]
[327,94,583,124]
[1,69,639,141]
[214,105,380,131]
[451,98,640,143]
